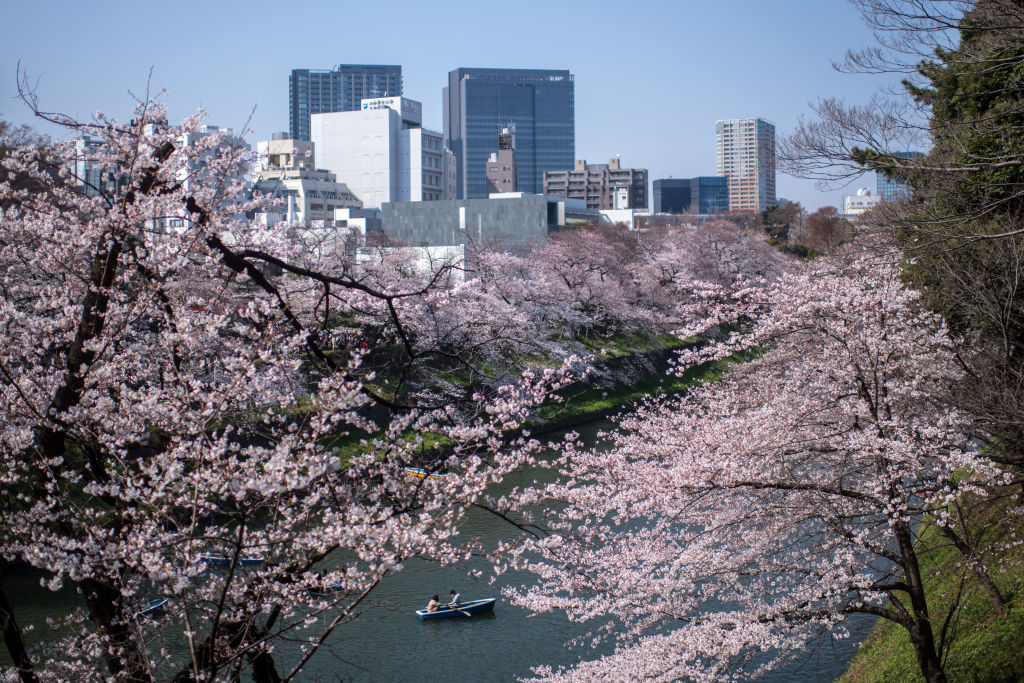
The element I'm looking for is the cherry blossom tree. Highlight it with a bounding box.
[501,247,1009,683]
[473,219,788,347]
[0,98,572,681]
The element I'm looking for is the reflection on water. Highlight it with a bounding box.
[0,419,874,682]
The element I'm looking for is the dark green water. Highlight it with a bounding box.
[1,419,874,681]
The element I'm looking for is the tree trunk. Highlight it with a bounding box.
[249,649,283,683]
[80,578,152,682]
[171,620,282,683]
[894,520,947,683]
[0,563,37,683]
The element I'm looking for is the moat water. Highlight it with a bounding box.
[1,419,874,682]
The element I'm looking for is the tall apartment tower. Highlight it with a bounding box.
[485,127,517,194]
[444,68,574,199]
[715,118,776,212]
[289,65,402,141]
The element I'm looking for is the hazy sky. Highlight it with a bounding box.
[2,0,900,209]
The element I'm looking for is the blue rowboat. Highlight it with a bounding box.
[416,598,495,620]
[198,552,264,567]
[135,597,168,618]
[403,467,450,479]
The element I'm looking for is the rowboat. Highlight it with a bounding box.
[198,552,264,567]
[403,467,451,479]
[135,597,168,618]
[307,574,347,596]
[416,598,496,620]
[307,582,346,597]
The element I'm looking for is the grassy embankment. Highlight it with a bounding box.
[323,332,736,460]
[527,333,724,428]
[841,501,1024,682]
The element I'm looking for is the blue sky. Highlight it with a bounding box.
[2,0,899,209]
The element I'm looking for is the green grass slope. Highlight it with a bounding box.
[841,501,1024,683]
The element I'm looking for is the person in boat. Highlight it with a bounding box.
[426,594,441,613]
[448,589,461,607]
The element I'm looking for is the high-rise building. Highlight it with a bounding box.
[653,177,729,214]
[715,118,776,212]
[543,158,648,210]
[289,65,402,141]
[444,68,574,198]
[877,151,923,202]
[311,97,450,210]
[486,127,517,195]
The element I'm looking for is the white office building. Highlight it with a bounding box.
[311,97,450,209]
[842,187,880,218]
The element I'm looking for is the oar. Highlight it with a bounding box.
[449,602,472,617]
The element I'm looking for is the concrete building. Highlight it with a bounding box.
[843,187,880,218]
[716,118,776,212]
[333,207,382,233]
[485,127,517,195]
[311,97,449,210]
[444,68,574,198]
[381,193,599,248]
[253,134,362,224]
[289,65,402,141]
[600,208,649,230]
[877,151,924,202]
[159,125,251,232]
[653,176,729,214]
[543,158,648,210]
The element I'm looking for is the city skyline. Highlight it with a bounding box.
[1,0,898,210]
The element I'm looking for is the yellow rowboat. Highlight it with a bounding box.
[403,467,451,479]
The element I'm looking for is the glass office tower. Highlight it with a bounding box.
[653,177,729,214]
[877,151,923,202]
[290,65,402,141]
[444,68,574,198]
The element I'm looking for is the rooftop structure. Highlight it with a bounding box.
[843,187,880,218]
[486,127,518,195]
